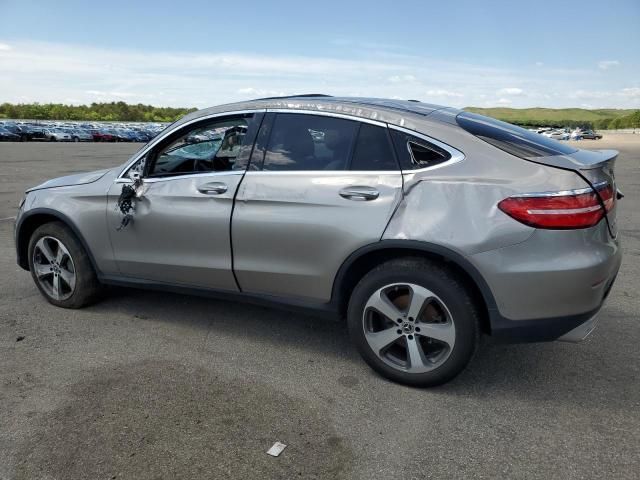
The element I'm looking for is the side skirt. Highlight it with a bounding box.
[98,274,340,320]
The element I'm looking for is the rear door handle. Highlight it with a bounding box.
[197,182,228,195]
[339,186,379,201]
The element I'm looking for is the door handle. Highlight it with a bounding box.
[197,182,228,195]
[339,186,379,201]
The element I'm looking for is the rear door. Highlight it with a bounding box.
[232,111,404,302]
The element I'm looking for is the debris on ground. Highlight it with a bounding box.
[16,336,25,342]
[266,442,287,457]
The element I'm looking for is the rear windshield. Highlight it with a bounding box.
[456,112,577,158]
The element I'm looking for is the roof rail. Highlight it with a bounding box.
[255,94,333,101]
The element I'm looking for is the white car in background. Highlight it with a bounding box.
[43,129,72,142]
[542,130,570,141]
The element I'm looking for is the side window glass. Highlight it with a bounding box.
[147,115,253,177]
[389,129,451,170]
[263,114,357,171]
[350,123,398,171]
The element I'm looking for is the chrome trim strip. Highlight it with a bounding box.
[510,181,608,198]
[244,170,401,176]
[265,108,387,127]
[116,109,265,180]
[116,171,244,184]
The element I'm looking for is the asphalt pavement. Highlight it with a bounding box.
[1,137,638,479]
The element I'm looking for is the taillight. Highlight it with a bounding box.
[498,182,614,229]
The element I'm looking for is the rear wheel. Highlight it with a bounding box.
[28,222,102,308]
[348,258,479,387]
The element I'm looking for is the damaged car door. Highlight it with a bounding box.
[106,112,263,290]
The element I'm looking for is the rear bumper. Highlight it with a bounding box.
[472,223,621,342]
[557,312,600,342]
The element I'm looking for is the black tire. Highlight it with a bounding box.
[347,257,480,387]
[27,221,102,308]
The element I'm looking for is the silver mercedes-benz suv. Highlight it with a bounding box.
[14,95,622,386]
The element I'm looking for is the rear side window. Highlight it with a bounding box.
[456,112,577,158]
[263,113,357,171]
[389,129,451,170]
[350,124,398,171]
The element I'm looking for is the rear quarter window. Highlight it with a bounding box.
[456,112,577,158]
[389,129,451,170]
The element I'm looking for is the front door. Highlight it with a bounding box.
[106,112,263,290]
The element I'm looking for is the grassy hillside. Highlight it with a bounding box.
[464,107,637,129]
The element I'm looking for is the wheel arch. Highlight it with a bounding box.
[331,240,499,334]
[16,208,100,274]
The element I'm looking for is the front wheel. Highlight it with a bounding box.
[347,258,480,387]
[28,222,102,308]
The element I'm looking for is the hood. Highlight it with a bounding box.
[26,168,113,192]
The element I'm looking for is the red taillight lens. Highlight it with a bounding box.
[498,183,613,229]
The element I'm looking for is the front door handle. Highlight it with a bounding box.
[339,186,379,201]
[198,182,228,195]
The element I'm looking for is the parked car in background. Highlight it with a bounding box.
[580,129,603,140]
[43,129,72,142]
[14,96,622,387]
[0,127,21,141]
[66,129,94,142]
[542,129,570,140]
[90,129,116,142]
[19,125,48,142]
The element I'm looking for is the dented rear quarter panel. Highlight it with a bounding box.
[383,117,592,255]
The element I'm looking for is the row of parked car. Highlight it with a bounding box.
[529,127,603,141]
[0,120,168,142]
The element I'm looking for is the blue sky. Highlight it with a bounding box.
[1,0,639,108]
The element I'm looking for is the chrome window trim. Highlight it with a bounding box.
[116,170,244,184]
[117,107,464,179]
[388,125,465,174]
[116,109,266,180]
[244,170,401,176]
[265,108,387,127]
[510,180,608,198]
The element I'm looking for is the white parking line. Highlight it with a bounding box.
[0,216,17,222]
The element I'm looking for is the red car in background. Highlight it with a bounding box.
[90,129,116,142]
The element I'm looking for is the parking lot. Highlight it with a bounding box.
[1,136,639,479]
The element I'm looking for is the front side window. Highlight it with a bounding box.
[146,115,253,177]
[262,113,358,171]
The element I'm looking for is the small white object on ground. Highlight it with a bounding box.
[266,442,287,457]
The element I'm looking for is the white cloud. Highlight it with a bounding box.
[236,87,286,97]
[498,87,524,96]
[425,89,463,98]
[388,74,417,83]
[598,60,620,70]
[0,43,11,51]
[0,40,636,109]
[621,87,640,97]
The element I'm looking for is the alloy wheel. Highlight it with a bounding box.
[32,236,77,301]
[362,283,455,373]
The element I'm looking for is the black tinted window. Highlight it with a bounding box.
[456,112,577,158]
[148,115,253,177]
[390,129,451,170]
[263,114,357,171]
[350,124,398,171]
